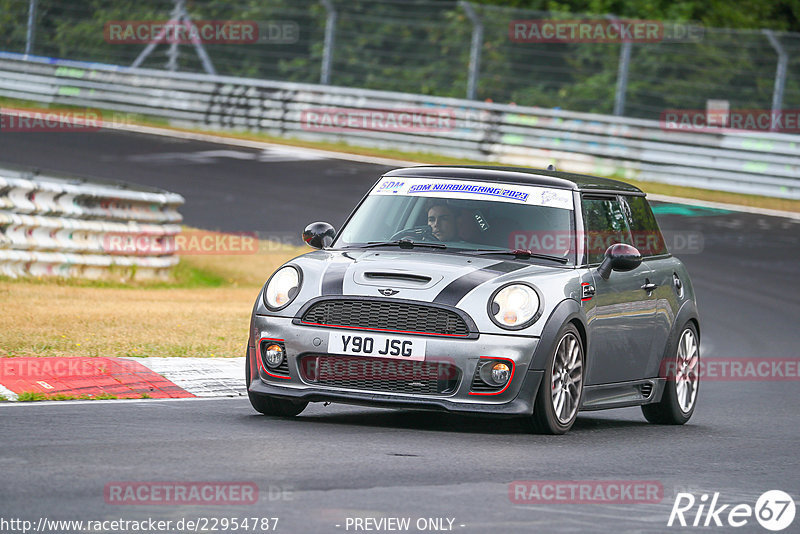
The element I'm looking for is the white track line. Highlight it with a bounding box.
[101,122,423,167]
[0,396,242,407]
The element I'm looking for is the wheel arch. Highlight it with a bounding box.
[569,317,587,355]
[653,299,700,378]
[529,298,588,371]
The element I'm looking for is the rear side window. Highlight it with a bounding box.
[622,195,669,257]
[581,195,633,264]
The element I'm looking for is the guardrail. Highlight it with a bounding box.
[0,164,184,279]
[1,53,798,199]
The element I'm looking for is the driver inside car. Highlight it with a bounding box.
[427,202,460,241]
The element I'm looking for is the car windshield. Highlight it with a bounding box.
[333,177,577,265]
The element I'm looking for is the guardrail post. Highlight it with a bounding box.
[24,0,37,58]
[764,30,788,132]
[460,1,483,101]
[320,0,337,85]
[609,15,631,116]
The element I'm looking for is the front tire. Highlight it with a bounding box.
[527,324,584,434]
[642,322,699,425]
[245,348,307,417]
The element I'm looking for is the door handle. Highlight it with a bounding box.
[641,281,658,292]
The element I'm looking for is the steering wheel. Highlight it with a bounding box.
[389,225,435,241]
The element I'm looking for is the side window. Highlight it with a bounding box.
[622,196,669,257]
[581,195,633,264]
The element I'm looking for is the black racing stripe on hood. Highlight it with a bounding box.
[487,261,528,274]
[433,261,526,306]
[321,261,350,295]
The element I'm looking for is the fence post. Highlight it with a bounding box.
[24,0,37,58]
[764,30,788,132]
[166,0,183,72]
[460,1,483,100]
[609,15,631,116]
[320,0,337,85]
[131,0,216,75]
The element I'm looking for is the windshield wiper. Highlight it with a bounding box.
[362,238,447,250]
[463,248,569,264]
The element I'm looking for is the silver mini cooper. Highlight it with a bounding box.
[246,166,700,434]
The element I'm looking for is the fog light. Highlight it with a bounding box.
[263,343,285,369]
[491,363,511,385]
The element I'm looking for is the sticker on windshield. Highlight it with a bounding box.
[371,177,573,209]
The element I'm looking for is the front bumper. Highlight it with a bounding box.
[249,315,543,416]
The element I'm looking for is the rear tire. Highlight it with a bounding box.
[527,323,584,435]
[246,348,307,417]
[641,322,699,425]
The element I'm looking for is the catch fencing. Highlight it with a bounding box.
[3,0,799,121]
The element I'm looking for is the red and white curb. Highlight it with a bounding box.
[133,357,245,397]
[0,383,18,401]
[0,357,245,402]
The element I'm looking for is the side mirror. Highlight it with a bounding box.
[597,243,642,280]
[302,222,336,249]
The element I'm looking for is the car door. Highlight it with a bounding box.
[582,194,657,385]
[621,194,675,378]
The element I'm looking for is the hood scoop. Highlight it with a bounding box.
[364,272,431,284]
[354,270,442,290]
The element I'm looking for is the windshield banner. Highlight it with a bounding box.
[371,177,574,210]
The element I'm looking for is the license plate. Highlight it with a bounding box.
[327,332,425,361]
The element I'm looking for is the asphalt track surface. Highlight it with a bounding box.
[1,129,799,533]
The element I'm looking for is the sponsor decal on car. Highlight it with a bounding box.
[371,177,574,209]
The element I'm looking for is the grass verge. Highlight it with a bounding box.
[0,235,305,359]
[0,283,258,358]
[3,97,798,213]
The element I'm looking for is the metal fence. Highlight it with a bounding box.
[1,0,798,121]
[1,54,798,200]
[0,164,184,279]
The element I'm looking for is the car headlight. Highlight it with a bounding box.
[488,283,541,329]
[263,265,302,310]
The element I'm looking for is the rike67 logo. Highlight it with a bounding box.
[668,490,795,531]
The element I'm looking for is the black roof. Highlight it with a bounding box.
[383,166,643,194]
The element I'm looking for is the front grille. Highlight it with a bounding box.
[300,299,471,337]
[299,355,459,395]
